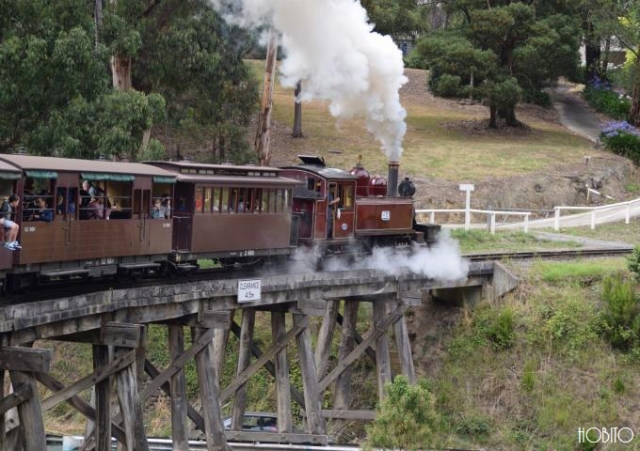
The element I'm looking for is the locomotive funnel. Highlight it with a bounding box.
[387,161,399,197]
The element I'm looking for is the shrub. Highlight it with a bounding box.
[600,121,640,165]
[434,74,462,97]
[627,246,640,282]
[599,275,640,351]
[583,79,630,120]
[454,414,491,438]
[365,376,439,451]
[486,308,516,350]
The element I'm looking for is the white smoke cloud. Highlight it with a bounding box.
[356,231,469,281]
[280,230,469,282]
[210,0,408,161]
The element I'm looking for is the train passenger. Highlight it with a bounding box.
[82,180,97,198]
[175,197,188,212]
[28,197,53,222]
[0,194,21,250]
[151,199,165,219]
[161,194,171,218]
[56,193,65,215]
[87,198,105,220]
[79,187,91,219]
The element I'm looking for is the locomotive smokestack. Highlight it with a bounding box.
[387,161,399,197]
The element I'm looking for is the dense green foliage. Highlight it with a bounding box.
[583,83,631,120]
[598,120,640,164]
[412,0,581,127]
[0,0,258,161]
[588,0,640,126]
[598,275,640,351]
[365,376,439,450]
[361,0,428,37]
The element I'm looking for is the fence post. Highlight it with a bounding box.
[429,211,435,224]
[591,210,596,230]
[524,214,529,234]
[489,213,496,235]
[626,203,630,224]
[554,207,560,231]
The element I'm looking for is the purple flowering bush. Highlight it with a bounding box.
[601,121,640,165]
[583,76,631,120]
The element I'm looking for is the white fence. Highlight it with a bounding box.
[416,197,640,234]
[415,208,531,234]
[553,198,640,231]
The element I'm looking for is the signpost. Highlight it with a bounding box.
[459,184,475,231]
[238,279,261,303]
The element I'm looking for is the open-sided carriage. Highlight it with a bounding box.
[0,155,176,290]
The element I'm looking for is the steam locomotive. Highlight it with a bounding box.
[0,153,438,292]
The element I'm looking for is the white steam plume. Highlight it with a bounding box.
[283,230,469,282]
[210,0,408,162]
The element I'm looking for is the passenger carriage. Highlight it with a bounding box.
[145,161,301,268]
[0,154,176,290]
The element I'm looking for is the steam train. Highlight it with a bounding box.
[0,153,438,292]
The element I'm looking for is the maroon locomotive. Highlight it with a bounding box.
[0,154,437,292]
[280,155,437,251]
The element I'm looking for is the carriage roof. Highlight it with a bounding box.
[145,161,301,186]
[0,154,176,179]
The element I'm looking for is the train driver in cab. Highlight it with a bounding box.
[327,191,340,238]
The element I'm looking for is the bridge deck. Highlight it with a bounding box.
[0,262,495,344]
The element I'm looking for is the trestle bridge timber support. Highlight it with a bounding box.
[0,261,517,451]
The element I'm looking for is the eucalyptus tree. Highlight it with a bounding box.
[0,0,164,160]
[413,0,581,128]
[135,1,258,163]
[0,0,258,162]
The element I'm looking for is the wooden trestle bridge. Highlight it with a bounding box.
[0,262,516,451]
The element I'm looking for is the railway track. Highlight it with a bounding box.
[464,245,635,261]
[3,246,634,305]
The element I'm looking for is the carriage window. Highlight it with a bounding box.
[306,178,315,191]
[246,188,255,213]
[254,189,263,213]
[237,188,248,213]
[268,189,277,213]
[212,187,220,212]
[54,187,78,219]
[204,187,212,213]
[230,188,239,213]
[23,177,55,220]
[284,189,291,212]
[221,188,230,213]
[344,186,354,209]
[195,187,204,213]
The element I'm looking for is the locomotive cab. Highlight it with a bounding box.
[281,156,357,244]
